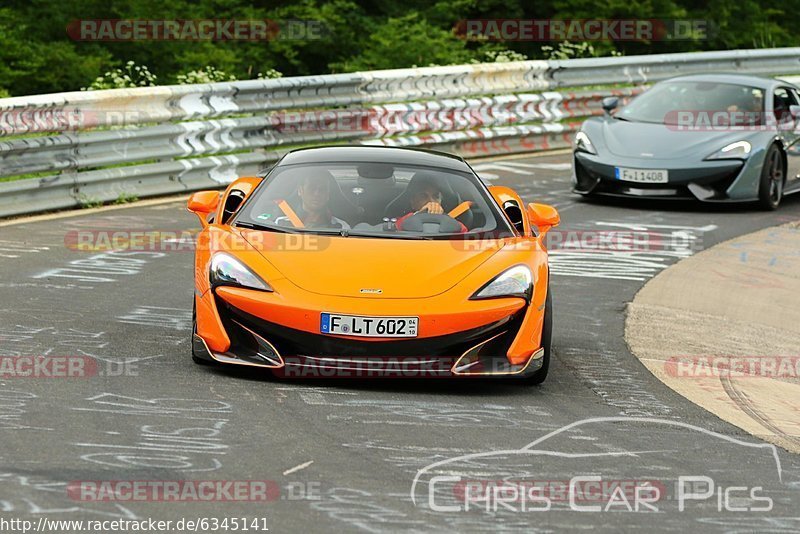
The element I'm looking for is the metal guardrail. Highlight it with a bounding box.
[1,47,800,218]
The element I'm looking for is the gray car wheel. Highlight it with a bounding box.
[758,145,785,210]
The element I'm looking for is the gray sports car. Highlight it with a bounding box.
[572,73,800,209]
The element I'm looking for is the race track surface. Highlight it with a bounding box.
[1,152,799,532]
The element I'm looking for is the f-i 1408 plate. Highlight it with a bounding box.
[615,167,669,183]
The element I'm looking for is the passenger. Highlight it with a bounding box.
[275,173,350,229]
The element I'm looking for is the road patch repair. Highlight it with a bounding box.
[626,220,800,453]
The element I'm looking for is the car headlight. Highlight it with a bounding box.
[574,131,597,155]
[470,265,532,301]
[209,253,272,291]
[705,140,751,160]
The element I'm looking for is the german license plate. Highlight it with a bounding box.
[320,313,418,338]
[615,167,669,183]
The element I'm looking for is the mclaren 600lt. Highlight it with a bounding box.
[189,146,559,383]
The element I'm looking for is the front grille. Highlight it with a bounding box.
[216,297,524,359]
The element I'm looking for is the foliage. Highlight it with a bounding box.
[77,195,103,209]
[113,192,139,204]
[84,61,157,90]
[481,49,530,63]
[0,0,795,96]
[256,69,284,80]
[176,66,237,84]
[541,41,622,60]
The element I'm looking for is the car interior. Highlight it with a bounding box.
[238,163,494,235]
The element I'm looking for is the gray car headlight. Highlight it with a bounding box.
[470,265,532,301]
[210,253,272,292]
[574,131,597,155]
[705,140,751,160]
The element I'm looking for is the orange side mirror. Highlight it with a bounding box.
[187,191,220,227]
[527,203,560,235]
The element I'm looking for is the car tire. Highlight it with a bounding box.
[758,145,785,210]
[191,300,217,366]
[526,287,553,385]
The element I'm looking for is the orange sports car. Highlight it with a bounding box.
[188,146,560,383]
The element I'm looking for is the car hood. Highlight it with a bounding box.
[596,119,763,160]
[239,230,504,298]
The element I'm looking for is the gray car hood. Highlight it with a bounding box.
[593,118,767,161]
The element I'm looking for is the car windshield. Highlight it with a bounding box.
[618,81,765,125]
[234,161,513,239]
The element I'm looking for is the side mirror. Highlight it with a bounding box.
[527,203,560,235]
[187,191,220,227]
[790,105,800,118]
[602,96,619,114]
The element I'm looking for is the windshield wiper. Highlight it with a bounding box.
[237,221,352,237]
[344,231,434,240]
[314,228,351,237]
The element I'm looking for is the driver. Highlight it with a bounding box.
[395,178,467,232]
[275,173,350,229]
[727,89,763,115]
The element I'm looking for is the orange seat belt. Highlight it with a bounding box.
[448,201,473,219]
[277,200,305,228]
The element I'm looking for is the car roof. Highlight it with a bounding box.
[662,73,790,90]
[277,145,472,172]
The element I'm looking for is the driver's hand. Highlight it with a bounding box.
[417,202,444,215]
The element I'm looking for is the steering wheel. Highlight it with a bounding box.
[400,212,463,234]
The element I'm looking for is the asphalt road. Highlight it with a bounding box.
[1,152,799,532]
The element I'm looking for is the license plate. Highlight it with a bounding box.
[615,167,669,183]
[320,313,418,338]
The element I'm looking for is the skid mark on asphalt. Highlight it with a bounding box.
[720,375,800,451]
[557,345,675,418]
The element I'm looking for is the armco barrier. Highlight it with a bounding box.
[1,47,800,217]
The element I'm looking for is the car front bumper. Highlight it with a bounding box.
[572,151,762,202]
[192,285,547,378]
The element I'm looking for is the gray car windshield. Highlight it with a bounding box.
[619,81,765,125]
[234,162,512,239]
